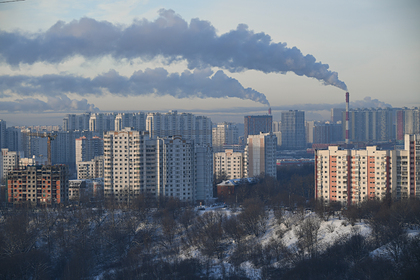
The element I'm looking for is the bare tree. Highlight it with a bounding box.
[273,207,284,226]
[178,207,196,232]
[223,215,246,244]
[239,198,268,237]
[294,216,321,258]
[193,211,225,258]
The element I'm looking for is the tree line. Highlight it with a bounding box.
[0,194,419,279]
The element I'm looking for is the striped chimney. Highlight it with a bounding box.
[345,92,349,145]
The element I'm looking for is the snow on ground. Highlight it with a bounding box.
[189,207,375,280]
[91,205,418,280]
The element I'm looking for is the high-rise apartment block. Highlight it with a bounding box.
[89,113,117,134]
[146,111,212,145]
[281,110,306,149]
[313,122,342,144]
[1,148,19,184]
[7,165,69,206]
[103,129,149,203]
[63,113,91,131]
[212,122,239,152]
[342,108,394,143]
[0,119,6,149]
[396,107,420,141]
[103,128,212,204]
[77,156,104,180]
[158,137,196,202]
[331,108,345,123]
[6,127,22,152]
[214,149,245,180]
[114,112,146,132]
[306,121,315,144]
[75,136,104,164]
[245,132,277,178]
[64,112,147,133]
[272,121,281,133]
[244,115,272,140]
[192,144,213,202]
[49,131,100,175]
[315,134,420,205]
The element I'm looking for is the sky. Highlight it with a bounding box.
[0,0,419,126]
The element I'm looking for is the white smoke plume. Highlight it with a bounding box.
[0,68,270,107]
[0,95,99,113]
[0,9,347,91]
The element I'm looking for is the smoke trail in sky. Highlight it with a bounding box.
[0,9,347,91]
[0,96,98,112]
[0,68,270,108]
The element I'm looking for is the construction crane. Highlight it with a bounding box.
[26,132,57,166]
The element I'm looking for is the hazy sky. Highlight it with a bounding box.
[0,0,419,126]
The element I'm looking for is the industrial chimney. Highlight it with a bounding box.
[345,92,349,145]
[268,107,271,115]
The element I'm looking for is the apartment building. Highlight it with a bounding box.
[0,119,5,149]
[7,165,69,206]
[214,149,245,180]
[64,112,146,133]
[77,156,104,180]
[396,107,420,141]
[1,148,19,184]
[103,128,213,204]
[245,132,277,178]
[146,110,212,145]
[244,115,272,140]
[315,134,420,205]
[75,136,103,164]
[212,122,239,152]
[103,129,149,204]
[342,108,394,143]
[157,136,196,202]
[281,110,306,149]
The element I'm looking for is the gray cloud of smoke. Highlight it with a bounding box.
[180,96,392,115]
[0,68,270,111]
[0,95,99,113]
[0,9,347,91]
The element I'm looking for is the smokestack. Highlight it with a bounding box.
[345,92,349,145]
[268,107,271,115]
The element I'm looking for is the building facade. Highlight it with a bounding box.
[313,122,342,144]
[75,136,104,164]
[212,122,239,152]
[0,119,6,149]
[103,128,213,204]
[77,156,104,180]
[245,132,277,178]
[157,136,196,203]
[214,149,245,180]
[103,129,149,204]
[342,108,394,143]
[5,127,22,152]
[244,115,272,140]
[281,110,306,149]
[396,107,420,141]
[146,111,212,145]
[315,134,420,205]
[331,108,345,123]
[7,165,69,206]
[1,148,19,184]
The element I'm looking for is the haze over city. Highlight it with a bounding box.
[1,0,419,126]
[1,2,420,279]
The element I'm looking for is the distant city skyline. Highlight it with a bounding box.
[1,0,419,126]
